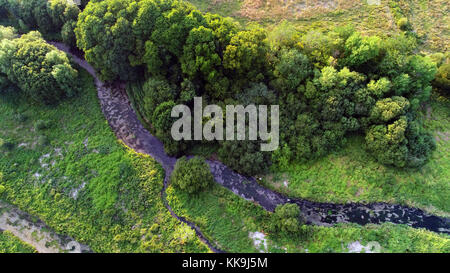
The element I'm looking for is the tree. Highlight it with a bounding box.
[0,30,79,104]
[218,138,271,176]
[269,203,303,234]
[181,26,228,99]
[152,100,187,156]
[204,13,238,53]
[342,32,381,69]
[272,48,311,92]
[434,62,450,95]
[370,96,410,124]
[140,77,176,122]
[75,0,137,81]
[170,156,213,194]
[365,117,408,167]
[223,27,269,86]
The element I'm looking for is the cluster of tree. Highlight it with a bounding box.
[0,26,79,104]
[74,0,438,174]
[0,0,80,46]
[170,156,213,194]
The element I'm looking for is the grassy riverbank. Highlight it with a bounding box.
[167,182,450,252]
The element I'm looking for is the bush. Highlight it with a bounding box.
[397,17,411,31]
[269,203,303,234]
[0,138,14,151]
[38,135,50,146]
[0,30,79,104]
[170,156,213,194]
[434,63,450,95]
[34,120,51,131]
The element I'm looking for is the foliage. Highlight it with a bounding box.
[0,0,80,44]
[0,30,79,104]
[269,203,303,234]
[0,69,207,253]
[218,138,271,176]
[0,231,37,253]
[170,156,213,194]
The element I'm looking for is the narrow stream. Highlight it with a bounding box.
[52,42,450,253]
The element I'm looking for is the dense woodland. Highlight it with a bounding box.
[14,1,449,174]
[0,0,449,252]
[0,0,448,174]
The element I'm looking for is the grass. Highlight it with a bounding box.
[259,97,450,216]
[167,180,450,252]
[187,0,448,52]
[0,230,37,253]
[0,68,208,253]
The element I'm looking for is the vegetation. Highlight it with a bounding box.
[269,203,303,234]
[0,27,79,104]
[260,98,450,215]
[0,69,207,253]
[0,0,448,253]
[73,0,440,176]
[0,230,37,253]
[0,0,80,46]
[167,180,450,253]
[170,156,213,194]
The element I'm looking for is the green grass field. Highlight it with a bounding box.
[0,230,36,253]
[0,69,208,253]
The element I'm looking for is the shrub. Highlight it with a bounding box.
[269,203,303,234]
[171,156,213,194]
[218,139,271,176]
[38,135,50,146]
[34,120,51,131]
[1,138,14,151]
[434,63,450,95]
[397,17,411,31]
[0,31,79,104]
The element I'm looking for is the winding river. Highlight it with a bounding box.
[51,42,450,252]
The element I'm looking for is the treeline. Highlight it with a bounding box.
[0,0,80,46]
[0,26,79,104]
[1,0,444,175]
[71,0,441,175]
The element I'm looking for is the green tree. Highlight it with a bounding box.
[170,156,213,194]
[223,27,269,85]
[140,77,176,121]
[270,203,303,234]
[0,30,79,104]
[342,32,381,69]
[272,48,311,92]
[75,0,137,81]
[365,117,409,167]
[181,26,227,99]
[370,96,410,124]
